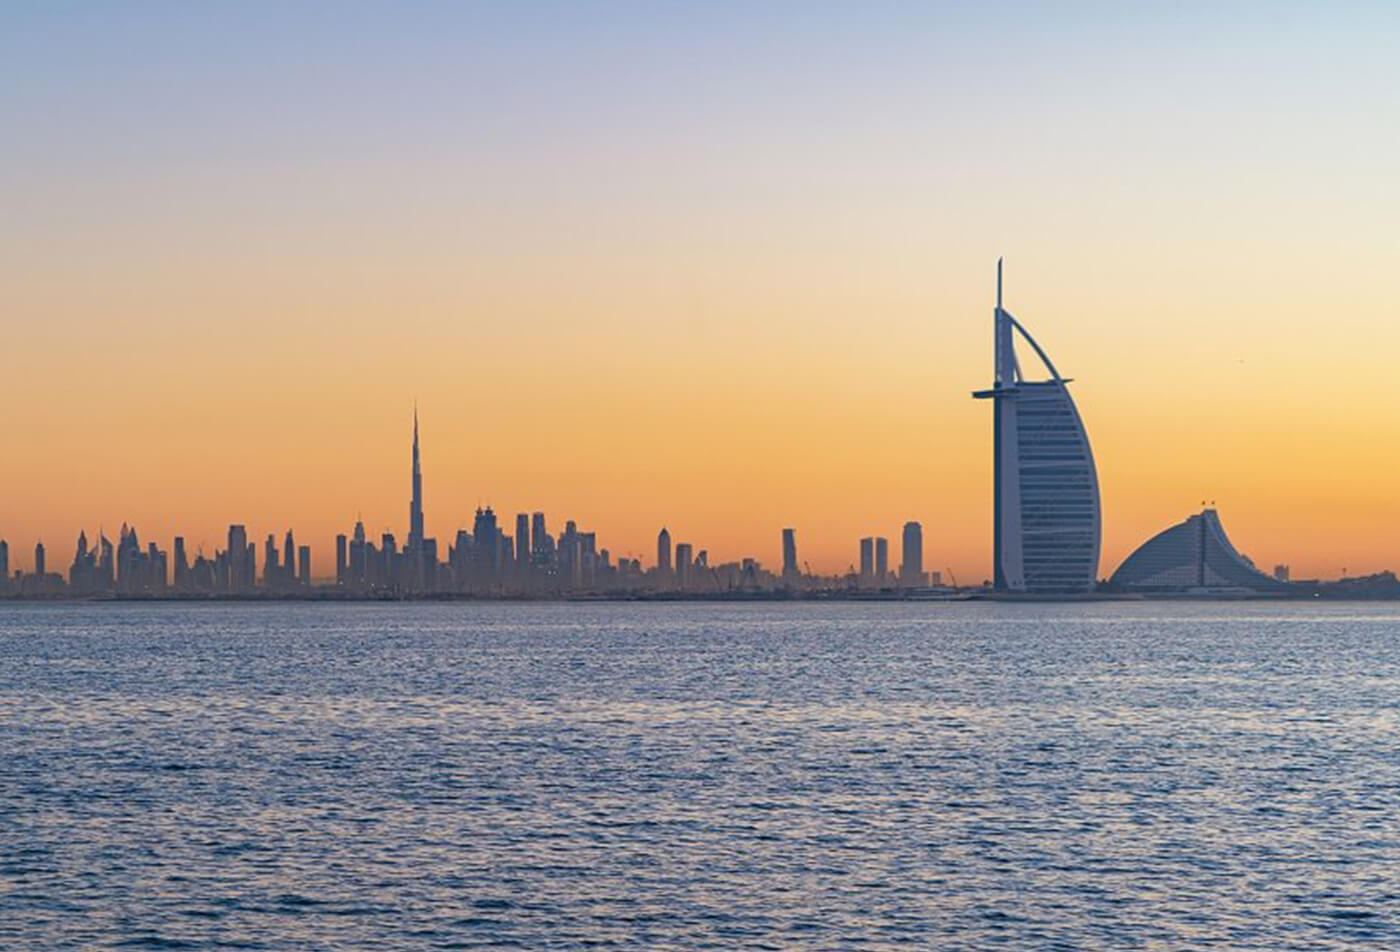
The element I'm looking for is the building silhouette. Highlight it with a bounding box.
[472,507,501,590]
[859,537,874,585]
[408,408,425,551]
[900,521,925,588]
[227,524,251,593]
[973,260,1100,594]
[335,534,348,585]
[173,537,188,590]
[530,512,550,576]
[674,542,693,589]
[516,513,530,581]
[406,407,430,591]
[21,540,63,596]
[657,528,672,575]
[781,528,799,579]
[0,395,940,599]
[70,531,97,595]
[264,535,279,588]
[1110,508,1287,594]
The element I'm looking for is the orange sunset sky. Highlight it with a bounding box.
[3,3,1399,581]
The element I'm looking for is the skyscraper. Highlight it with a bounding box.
[117,525,140,593]
[69,531,99,595]
[264,534,279,586]
[875,537,889,583]
[349,519,366,589]
[406,407,428,591]
[900,521,924,588]
[516,513,530,574]
[859,537,874,582]
[173,537,188,590]
[473,507,500,587]
[97,532,114,589]
[657,528,672,574]
[409,407,425,552]
[674,542,693,589]
[531,512,548,559]
[973,260,1100,593]
[335,533,348,585]
[228,524,249,592]
[781,528,798,578]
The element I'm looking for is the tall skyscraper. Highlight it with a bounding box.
[173,537,188,590]
[228,524,249,592]
[283,530,295,585]
[97,533,113,589]
[409,407,425,552]
[900,521,924,588]
[69,531,96,595]
[516,513,530,572]
[0,539,8,593]
[781,528,798,578]
[349,519,366,589]
[859,537,874,581]
[335,533,348,585]
[973,260,1100,593]
[657,528,672,574]
[473,507,500,586]
[674,542,693,589]
[420,538,437,588]
[264,534,279,586]
[531,513,548,559]
[34,541,46,579]
[875,537,889,583]
[148,542,168,591]
[406,408,428,591]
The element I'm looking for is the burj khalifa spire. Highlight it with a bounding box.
[409,405,425,552]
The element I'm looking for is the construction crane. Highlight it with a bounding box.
[945,566,958,589]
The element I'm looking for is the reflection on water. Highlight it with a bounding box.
[3,601,1399,950]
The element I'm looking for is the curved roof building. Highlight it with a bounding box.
[973,261,1100,594]
[1110,508,1287,593]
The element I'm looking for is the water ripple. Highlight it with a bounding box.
[2,600,1400,949]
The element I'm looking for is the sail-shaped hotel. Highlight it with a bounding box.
[973,262,1101,593]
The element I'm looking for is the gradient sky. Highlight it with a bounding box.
[3,2,1399,580]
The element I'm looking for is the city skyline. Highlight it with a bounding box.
[0,408,941,596]
[1,261,1390,593]
[5,5,1400,580]
[1,254,1394,585]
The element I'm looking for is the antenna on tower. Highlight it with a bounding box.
[997,257,1003,311]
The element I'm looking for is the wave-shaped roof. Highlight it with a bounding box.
[1110,509,1286,592]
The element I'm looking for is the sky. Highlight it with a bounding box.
[3,1,1399,581]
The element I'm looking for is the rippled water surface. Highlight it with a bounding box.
[3,601,1400,950]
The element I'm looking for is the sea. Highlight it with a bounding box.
[2,600,1398,950]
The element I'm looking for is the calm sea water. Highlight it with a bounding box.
[2,601,1399,950]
